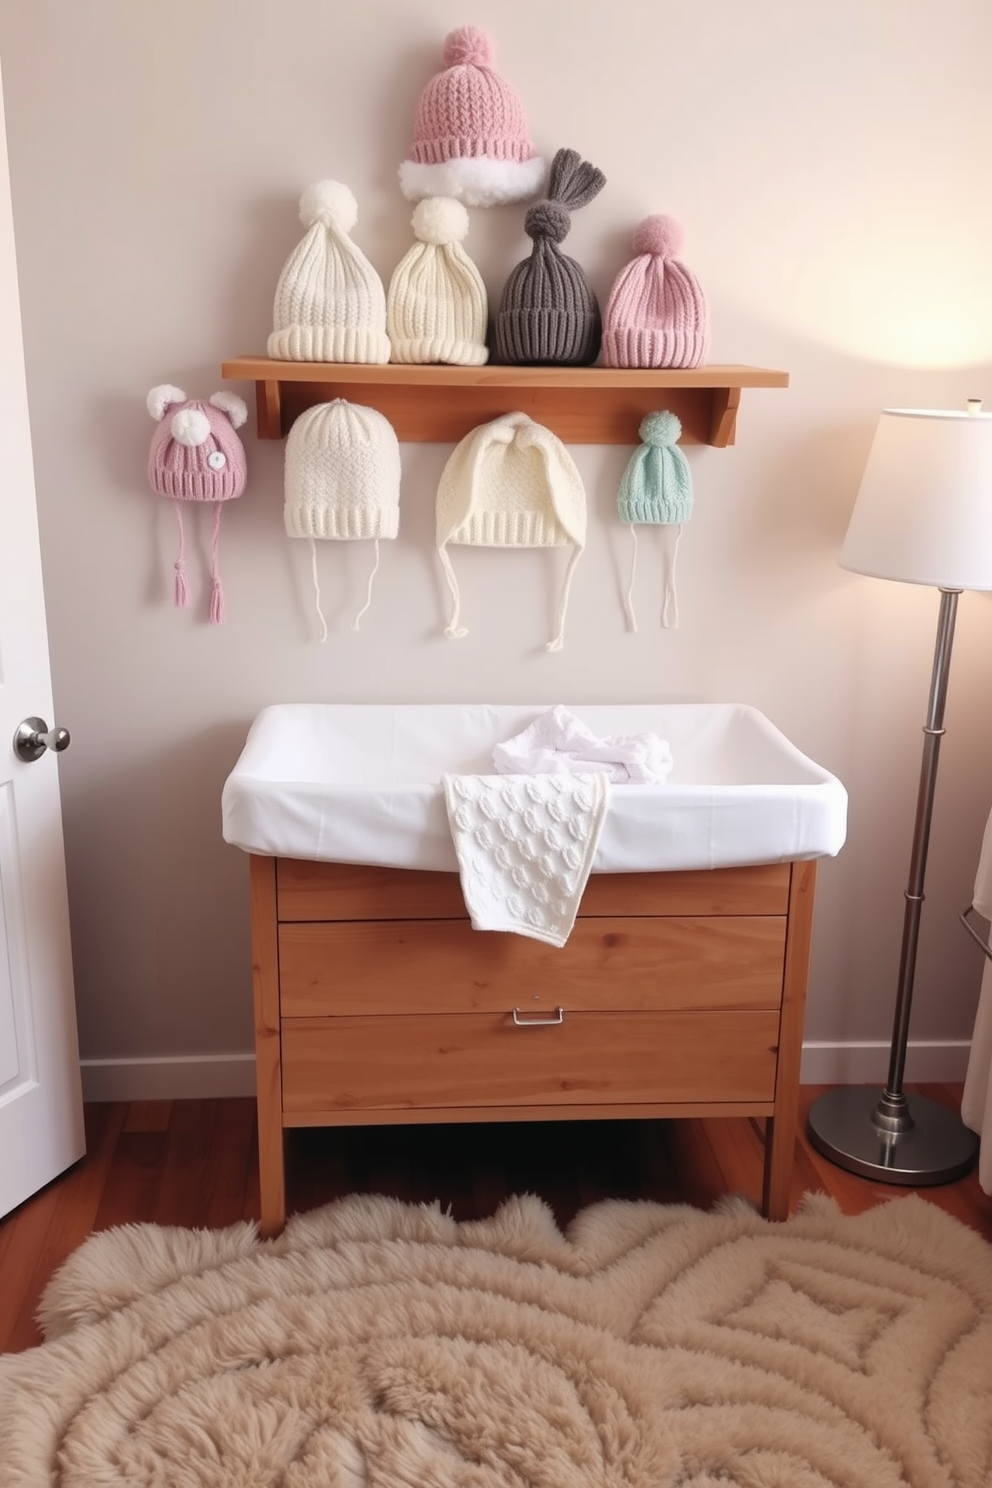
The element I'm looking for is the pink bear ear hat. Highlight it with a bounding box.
[399,26,545,207]
[147,385,248,624]
[602,214,710,370]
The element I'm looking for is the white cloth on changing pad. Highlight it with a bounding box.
[962,802,992,1194]
[493,704,673,784]
[443,771,609,947]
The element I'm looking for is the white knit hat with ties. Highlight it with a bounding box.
[284,400,400,637]
[436,412,586,651]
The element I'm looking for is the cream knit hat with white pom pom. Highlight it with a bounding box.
[268,181,390,364]
[387,197,489,365]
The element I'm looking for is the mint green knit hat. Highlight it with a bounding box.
[617,410,693,629]
[617,411,693,524]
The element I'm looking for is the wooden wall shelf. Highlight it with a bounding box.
[221,358,789,447]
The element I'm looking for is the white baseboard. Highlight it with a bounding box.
[80,1053,256,1103]
[800,1040,972,1085]
[80,1042,973,1104]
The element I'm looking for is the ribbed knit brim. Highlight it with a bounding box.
[268,325,391,364]
[617,493,693,525]
[602,326,706,370]
[389,334,489,366]
[285,504,400,541]
[494,308,601,366]
[447,508,570,547]
[152,466,243,503]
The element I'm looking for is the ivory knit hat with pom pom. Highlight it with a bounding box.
[387,197,488,365]
[603,215,709,369]
[400,26,545,207]
[268,182,390,364]
[494,147,606,366]
[436,411,586,651]
[284,400,401,637]
[147,385,248,625]
[617,410,694,631]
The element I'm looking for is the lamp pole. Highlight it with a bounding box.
[807,587,979,1181]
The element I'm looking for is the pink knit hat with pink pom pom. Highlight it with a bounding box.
[602,215,709,369]
[399,26,545,208]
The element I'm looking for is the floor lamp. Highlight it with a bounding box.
[807,403,992,1184]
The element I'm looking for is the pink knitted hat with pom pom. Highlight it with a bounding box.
[399,27,545,207]
[602,215,709,369]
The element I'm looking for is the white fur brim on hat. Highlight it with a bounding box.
[399,155,546,208]
[389,335,489,367]
[268,326,391,364]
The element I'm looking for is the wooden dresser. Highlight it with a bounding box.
[249,854,816,1235]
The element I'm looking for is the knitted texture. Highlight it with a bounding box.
[284,400,400,540]
[269,182,390,364]
[442,771,610,947]
[603,215,709,369]
[617,411,693,524]
[399,27,545,206]
[616,410,693,632]
[435,411,586,650]
[147,385,248,623]
[494,148,606,366]
[387,197,488,365]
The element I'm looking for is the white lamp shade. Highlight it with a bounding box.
[841,408,992,590]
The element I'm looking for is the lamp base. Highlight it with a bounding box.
[807,1087,978,1185]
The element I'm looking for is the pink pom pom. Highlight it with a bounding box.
[442,26,494,68]
[632,214,684,259]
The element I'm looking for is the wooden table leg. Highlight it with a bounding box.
[250,854,286,1236]
[763,860,816,1220]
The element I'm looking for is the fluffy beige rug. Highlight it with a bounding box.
[1,1191,991,1487]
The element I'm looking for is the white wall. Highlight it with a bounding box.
[0,0,990,1096]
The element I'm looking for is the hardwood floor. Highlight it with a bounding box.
[0,1083,988,1356]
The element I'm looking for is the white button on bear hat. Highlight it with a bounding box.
[268,182,390,364]
[435,412,586,651]
[284,400,401,638]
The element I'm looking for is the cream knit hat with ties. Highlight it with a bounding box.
[268,181,390,364]
[436,412,586,651]
[284,400,400,637]
[387,197,488,365]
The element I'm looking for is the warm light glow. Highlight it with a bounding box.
[841,408,992,590]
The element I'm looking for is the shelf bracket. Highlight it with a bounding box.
[256,379,283,440]
[709,387,742,448]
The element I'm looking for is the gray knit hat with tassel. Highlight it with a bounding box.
[494,147,606,365]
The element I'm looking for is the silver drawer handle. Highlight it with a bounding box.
[511,1007,564,1027]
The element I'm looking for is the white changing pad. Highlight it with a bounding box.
[221,702,848,873]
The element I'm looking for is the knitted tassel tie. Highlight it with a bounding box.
[173,504,189,608]
[308,540,329,643]
[351,539,381,631]
[624,526,683,632]
[208,504,226,625]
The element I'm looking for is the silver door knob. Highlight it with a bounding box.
[13,716,71,763]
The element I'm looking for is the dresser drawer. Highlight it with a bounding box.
[281,1009,780,1113]
[275,859,791,922]
[278,915,786,1016]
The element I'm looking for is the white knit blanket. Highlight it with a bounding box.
[442,772,610,947]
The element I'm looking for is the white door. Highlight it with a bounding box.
[0,54,84,1218]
